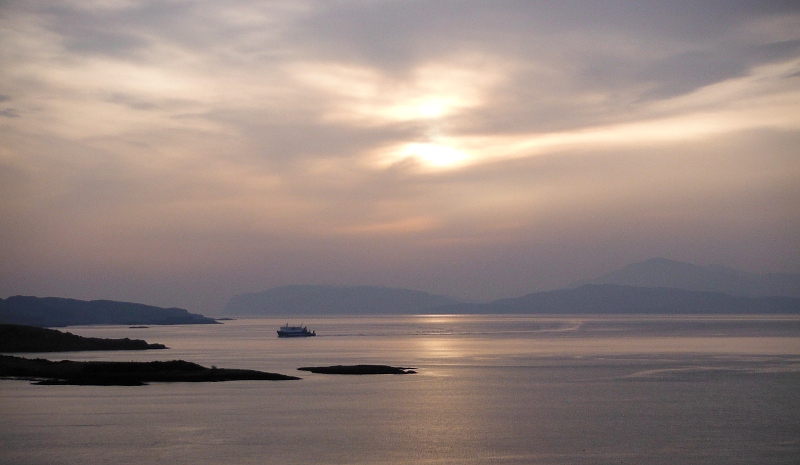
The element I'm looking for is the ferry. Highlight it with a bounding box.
[277,324,316,338]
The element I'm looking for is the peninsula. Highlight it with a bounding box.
[0,295,219,327]
[0,324,167,352]
[0,356,301,385]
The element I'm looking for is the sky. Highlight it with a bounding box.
[1,0,799,313]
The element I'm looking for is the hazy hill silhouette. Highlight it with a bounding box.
[0,296,219,327]
[224,285,460,316]
[432,284,800,315]
[584,258,800,298]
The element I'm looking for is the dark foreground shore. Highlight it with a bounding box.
[0,355,300,385]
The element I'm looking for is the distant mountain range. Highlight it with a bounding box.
[224,259,800,316]
[0,296,219,327]
[4,259,799,323]
[223,285,459,316]
[582,258,800,298]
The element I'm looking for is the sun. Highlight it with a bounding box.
[414,99,449,119]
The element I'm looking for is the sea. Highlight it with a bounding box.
[2,315,799,465]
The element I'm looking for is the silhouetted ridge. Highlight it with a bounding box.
[0,296,218,327]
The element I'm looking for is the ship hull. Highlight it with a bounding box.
[277,331,315,337]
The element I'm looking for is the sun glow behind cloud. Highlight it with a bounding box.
[372,59,800,172]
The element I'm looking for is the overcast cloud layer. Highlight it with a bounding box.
[1,0,799,312]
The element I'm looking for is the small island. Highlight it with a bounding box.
[0,355,300,385]
[298,365,416,375]
[0,324,167,352]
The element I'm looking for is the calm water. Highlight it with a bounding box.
[2,315,800,464]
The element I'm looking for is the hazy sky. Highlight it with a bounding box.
[2,0,799,313]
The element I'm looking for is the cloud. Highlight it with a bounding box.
[1,0,799,311]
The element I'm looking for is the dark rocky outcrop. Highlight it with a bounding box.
[0,324,167,352]
[0,355,300,385]
[298,365,416,375]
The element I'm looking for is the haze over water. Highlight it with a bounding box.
[3,315,799,465]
